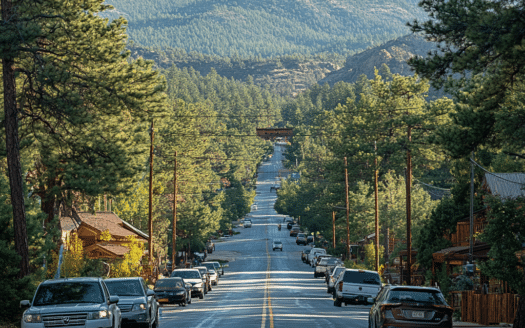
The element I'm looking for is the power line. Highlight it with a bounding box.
[470,158,525,185]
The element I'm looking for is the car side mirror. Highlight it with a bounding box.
[185,283,192,289]
[109,295,119,304]
[367,297,375,304]
[147,289,155,296]
[20,300,31,308]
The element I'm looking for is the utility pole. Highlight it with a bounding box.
[469,151,474,264]
[332,211,336,249]
[374,141,380,272]
[172,151,178,269]
[345,157,350,260]
[406,125,412,285]
[148,120,154,265]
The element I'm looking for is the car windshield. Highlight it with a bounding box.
[297,233,305,237]
[202,263,215,270]
[154,278,184,290]
[33,282,104,306]
[332,267,344,277]
[196,268,207,275]
[388,289,447,305]
[327,258,341,265]
[303,249,311,254]
[105,280,143,296]
[171,271,201,279]
[342,271,381,285]
[274,241,282,244]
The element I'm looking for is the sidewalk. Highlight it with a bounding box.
[454,321,513,327]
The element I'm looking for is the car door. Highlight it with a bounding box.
[101,281,120,326]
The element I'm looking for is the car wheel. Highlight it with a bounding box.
[199,292,204,299]
[313,273,317,278]
[334,298,342,307]
[182,297,187,307]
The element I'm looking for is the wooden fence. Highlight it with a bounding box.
[456,291,519,325]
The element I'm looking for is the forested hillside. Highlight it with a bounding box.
[106,0,429,57]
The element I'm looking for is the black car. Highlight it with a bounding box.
[154,277,192,307]
[368,285,453,328]
[301,248,311,262]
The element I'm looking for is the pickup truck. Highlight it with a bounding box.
[20,277,121,328]
[334,269,381,306]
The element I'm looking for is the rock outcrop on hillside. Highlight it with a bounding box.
[318,34,437,86]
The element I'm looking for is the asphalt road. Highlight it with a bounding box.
[159,143,370,328]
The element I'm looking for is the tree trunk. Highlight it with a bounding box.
[2,28,30,277]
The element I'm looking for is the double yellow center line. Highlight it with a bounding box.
[261,231,274,328]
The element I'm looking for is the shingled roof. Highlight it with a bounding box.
[76,211,148,240]
[483,173,525,199]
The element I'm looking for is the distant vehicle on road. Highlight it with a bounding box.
[290,227,300,237]
[244,219,252,228]
[202,261,225,276]
[171,269,205,299]
[272,240,283,251]
[367,285,453,327]
[105,277,159,328]
[296,233,307,245]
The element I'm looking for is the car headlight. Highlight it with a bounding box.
[176,291,186,295]
[193,283,202,288]
[132,303,147,311]
[87,310,110,320]
[23,313,42,323]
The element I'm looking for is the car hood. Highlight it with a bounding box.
[183,279,203,284]
[28,303,106,314]
[112,296,145,305]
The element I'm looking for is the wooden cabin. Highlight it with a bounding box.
[60,207,148,259]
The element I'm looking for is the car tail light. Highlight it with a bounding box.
[338,282,343,292]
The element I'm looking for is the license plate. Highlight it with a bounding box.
[158,298,170,303]
[412,311,425,318]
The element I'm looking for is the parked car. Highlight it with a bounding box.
[20,277,121,328]
[105,277,159,328]
[272,239,283,251]
[306,235,314,244]
[307,247,326,265]
[171,269,205,299]
[202,261,224,276]
[368,285,453,328]
[296,233,307,245]
[301,248,311,262]
[334,269,381,306]
[308,248,327,266]
[244,219,252,228]
[314,257,342,278]
[327,266,346,294]
[153,277,191,307]
[286,221,294,229]
[194,266,212,292]
[208,269,219,286]
[290,227,300,237]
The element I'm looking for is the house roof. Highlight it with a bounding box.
[76,211,148,240]
[84,243,130,257]
[484,173,525,199]
[60,215,81,231]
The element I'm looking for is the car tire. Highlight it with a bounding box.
[199,292,204,300]
[334,298,342,307]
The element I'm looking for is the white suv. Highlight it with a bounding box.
[308,248,326,266]
[20,277,121,328]
[334,269,381,306]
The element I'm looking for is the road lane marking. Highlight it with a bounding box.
[261,226,275,328]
